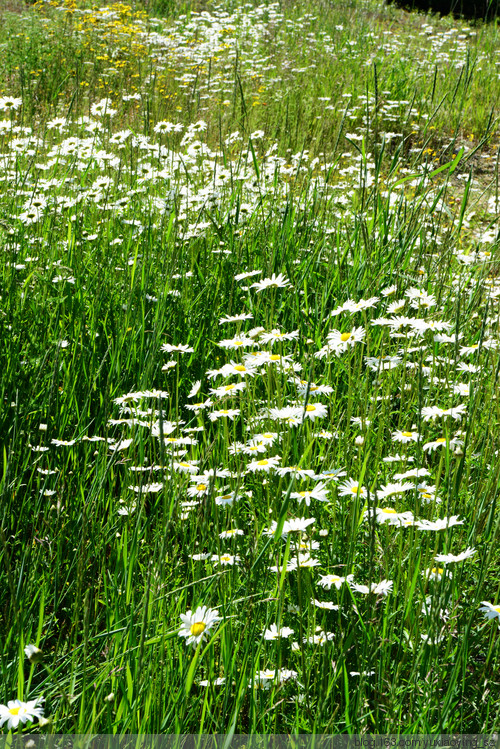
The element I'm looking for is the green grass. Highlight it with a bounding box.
[0,0,500,735]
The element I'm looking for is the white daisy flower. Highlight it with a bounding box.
[219,529,245,539]
[326,327,365,352]
[0,698,44,729]
[215,492,241,506]
[423,437,464,453]
[250,669,276,689]
[367,507,414,526]
[161,343,194,354]
[241,441,267,456]
[376,482,414,499]
[434,547,476,563]
[391,429,420,443]
[414,516,464,531]
[198,677,226,687]
[290,482,329,506]
[288,553,320,569]
[129,483,164,493]
[259,329,299,345]
[250,273,290,292]
[178,606,220,647]
[393,468,430,480]
[187,381,201,398]
[246,456,281,473]
[234,269,262,281]
[381,285,397,296]
[338,478,367,498]
[300,402,328,421]
[173,461,199,474]
[422,567,451,582]
[218,336,255,350]
[352,579,393,596]
[187,482,211,498]
[251,432,279,445]
[219,361,258,378]
[344,297,379,312]
[211,554,240,566]
[317,573,354,590]
[219,313,253,324]
[312,599,339,610]
[295,381,334,396]
[210,382,246,398]
[387,299,406,314]
[276,466,316,479]
[209,408,240,421]
[479,601,500,621]
[262,624,295,640]
[264,517,316,537]
[304,629,335,645]
[421,404,466,422]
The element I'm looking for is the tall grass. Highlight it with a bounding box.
[0,0,499,735]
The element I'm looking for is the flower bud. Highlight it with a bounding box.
[24,644,43,664]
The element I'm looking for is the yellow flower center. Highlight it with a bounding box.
[494,606,500,614]
[220,410,230,414]
[224,385,235,391]
[350,486,359,493]
[298,491,308,497]
[190,622,206,636]
[340,332,351,342]
[263,433,273,439]
[234,341,243,346]
[9,707,21,716]
[381,507,396,514]
[306,405,316,412]
[234,365,246,372]
[422,493,432,499]
[402,431,413,437]
[269,354,281,361]
[196,484,207,491]
[257,460,268,466]
[436,438,446,443]
[431,568,444,575]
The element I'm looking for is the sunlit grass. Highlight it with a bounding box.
[0,0,499,735]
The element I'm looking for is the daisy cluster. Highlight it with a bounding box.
[33,274,500,690]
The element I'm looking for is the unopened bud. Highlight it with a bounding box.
[24,644,43,664]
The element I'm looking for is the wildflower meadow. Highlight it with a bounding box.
[0,0,500,735]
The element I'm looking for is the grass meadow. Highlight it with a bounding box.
[1,0,500,735]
